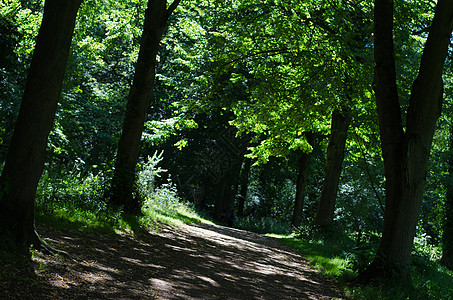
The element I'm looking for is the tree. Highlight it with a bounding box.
[0,1,44,157]
[291,133,313,228]
[50,0,146,175]
[217,0,374,229]
[213,155,243,222]
[357,0,453,280]
[314,108,351,225]
[0,0,82,251]
[109,0,180,212]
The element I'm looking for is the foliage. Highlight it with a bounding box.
[137,152,210,226]
[36,169,127,232]
[1,0,452,294]
[235,216,289,235]
[273,230,453,299]
[140,181,208,226]
[137,151,166,198]
[36,151,211,232]
[0,0,42,150]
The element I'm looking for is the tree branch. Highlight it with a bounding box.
[164,0,181,22]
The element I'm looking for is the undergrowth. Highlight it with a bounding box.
[29,155,453,299]
[36,170,129,233]
[235,216,290,235]
[35,153,211,234]
[269,223,453,300]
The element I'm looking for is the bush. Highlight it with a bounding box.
[136,151,166,199]
[35,169,126,230]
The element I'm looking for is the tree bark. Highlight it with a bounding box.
[214,157,243,222]
[291,133,314,228]
[0,0,82,251]
[441,123,453,270]
[314,109,350,226]
[110,0,180,212]
[356,0,453,281]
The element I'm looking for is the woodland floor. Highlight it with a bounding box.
[1,221,346,299]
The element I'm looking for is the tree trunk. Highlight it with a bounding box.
[237,157,252,218]
[110,0,180,212]
[291,133,314,228]
[314,109,350,226]
[356,0,453,281]
[441,123,453,269]
[0,0,82,251]
[214,157,243,223]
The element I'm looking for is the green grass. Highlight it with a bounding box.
[33,170,453,299]
[139,183,213,228]
[35,172,212,235]
[347,263,453,300]
[268,231,356,281]
[269,231,453,299]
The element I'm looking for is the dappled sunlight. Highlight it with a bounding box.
[80,261,119,274]
[33,222,344,299]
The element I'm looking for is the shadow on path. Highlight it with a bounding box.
[29,222,345,299]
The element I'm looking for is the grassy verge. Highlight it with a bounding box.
[268,230,356,282]
[35,171,212,235]
[139,182,213,228]
[269,232,453,299]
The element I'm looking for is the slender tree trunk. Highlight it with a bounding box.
[314,109,350,226]
[110,0,180,212]
[356,0,453,281]
[291,133,314,228]
[214,157,243,222]
[237,157,252,218]
[441,123,453,269]
[0,0,82,251]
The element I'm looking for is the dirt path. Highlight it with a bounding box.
[6,222,345,299]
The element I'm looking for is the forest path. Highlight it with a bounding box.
[25,222,345,299]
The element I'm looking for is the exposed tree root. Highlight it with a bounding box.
[351,258,411,286]
[28,229,74,261]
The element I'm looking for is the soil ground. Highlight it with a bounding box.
[1,222,346,299]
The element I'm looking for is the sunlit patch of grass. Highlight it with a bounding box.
[136,155,213,228]
[270,232,453,299]
[35,170,212,235]
[140,183,213,227]
[310,256,351,277]
[270,233,356,283]
[35,170,130,233]
[36,201,130,234]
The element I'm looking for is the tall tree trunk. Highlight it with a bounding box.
[110,0,180,212]
[314,109,350,226]
[0,0,82,251]
[291,133,314,228]
[356,0,453,281]
[237,157,252,218]
[441,123,453,269]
